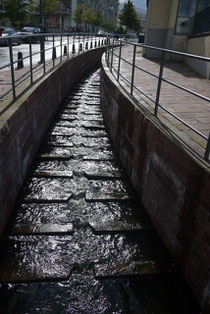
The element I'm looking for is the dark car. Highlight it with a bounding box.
[18,27,41,43]
[0,27,21,46]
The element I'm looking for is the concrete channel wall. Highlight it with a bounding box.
[100,55,210,313]
[0,47,105,238]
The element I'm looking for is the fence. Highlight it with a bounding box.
[106,39,210,162]
[0,32,106,112]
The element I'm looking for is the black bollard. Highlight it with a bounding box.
[95,41,97,47]
[85,42,88,50]
[52,47,57,60]
[101,40,103,45]
[79,43,82,51]
[98,40,100,47]
[90,41,93,49]
[72,44,75,53]
[17,52,24,70]
[63,45,67,55]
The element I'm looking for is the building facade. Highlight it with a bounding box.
[145,0,210,79]
[31,0,71,32]
[0,0,119,32]
[71,0,119,31]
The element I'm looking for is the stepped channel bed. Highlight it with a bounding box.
[0,69,202,313]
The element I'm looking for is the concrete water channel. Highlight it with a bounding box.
[0,69,202,313]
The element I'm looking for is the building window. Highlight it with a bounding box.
[198,0,210,13]
[194,0,210,34]
[176,0,197,35]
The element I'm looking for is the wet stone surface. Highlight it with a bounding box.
[22,177,74,202]
[85,180,133,201]
[37,147,73,159]
[0,69,202,313]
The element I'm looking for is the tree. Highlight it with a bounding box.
[30,0,60,15]
[119,0,141,33]
[82,7,97,32]
[73,3,86,30]
[29,0,60,29]
[5,0,29,28]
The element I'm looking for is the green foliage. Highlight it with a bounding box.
[73,3,86,28]
[73,3,117,32]
[82,6,97,30]
[117,25,126,34]
[5,0,29,28]
[29,0,60,16]
[94,11,103,27]
[100,16,117,32]
[119,0,141,33]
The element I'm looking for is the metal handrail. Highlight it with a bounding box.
[106,39,210,162]
[0,32,106,111]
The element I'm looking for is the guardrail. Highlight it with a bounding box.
[0,32,107,111]
[106,39,210,162]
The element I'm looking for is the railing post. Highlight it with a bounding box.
[9,38,16,101]
[154,50,166,117]
[53,35,55,67]
[60,34,62,62]
[110,38,115,73]
[29,37,33,84]
[73,33,75,54]
[117,40,122,82]
[43,38,46,74]
[40,35,45,64]
[130,44,136,95]
[67,33,70,59]
[105,36,108,65]
[204,132,210,162]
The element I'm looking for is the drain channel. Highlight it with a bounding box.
[0,69,202,313]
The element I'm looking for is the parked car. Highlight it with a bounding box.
[18,27,41,43]
[0,27,21,46]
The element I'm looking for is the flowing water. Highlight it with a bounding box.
[0,69,202,313]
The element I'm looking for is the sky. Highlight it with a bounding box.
[119,0,147,11]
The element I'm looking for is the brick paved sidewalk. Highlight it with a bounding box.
[111,44,210,161]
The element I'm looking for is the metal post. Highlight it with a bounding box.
[130,45,136,95]
[67,33,69,59]
[29,37,33,84]
[53,35,55,67]
[43,38,45,74]
[106,35,109,65]
[110,38,114,73]
[40,36,45,64]
[117,41,122,82]
[204,132,210,162]
[154,50,166,117]
[73,33,75,54]
[60,34,62,62]
[9,38,16,100]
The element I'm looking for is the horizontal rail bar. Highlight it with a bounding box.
[162,77,210,103]
[158,103,208,140]
[119,40,210,62]
[106,41,210,162]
